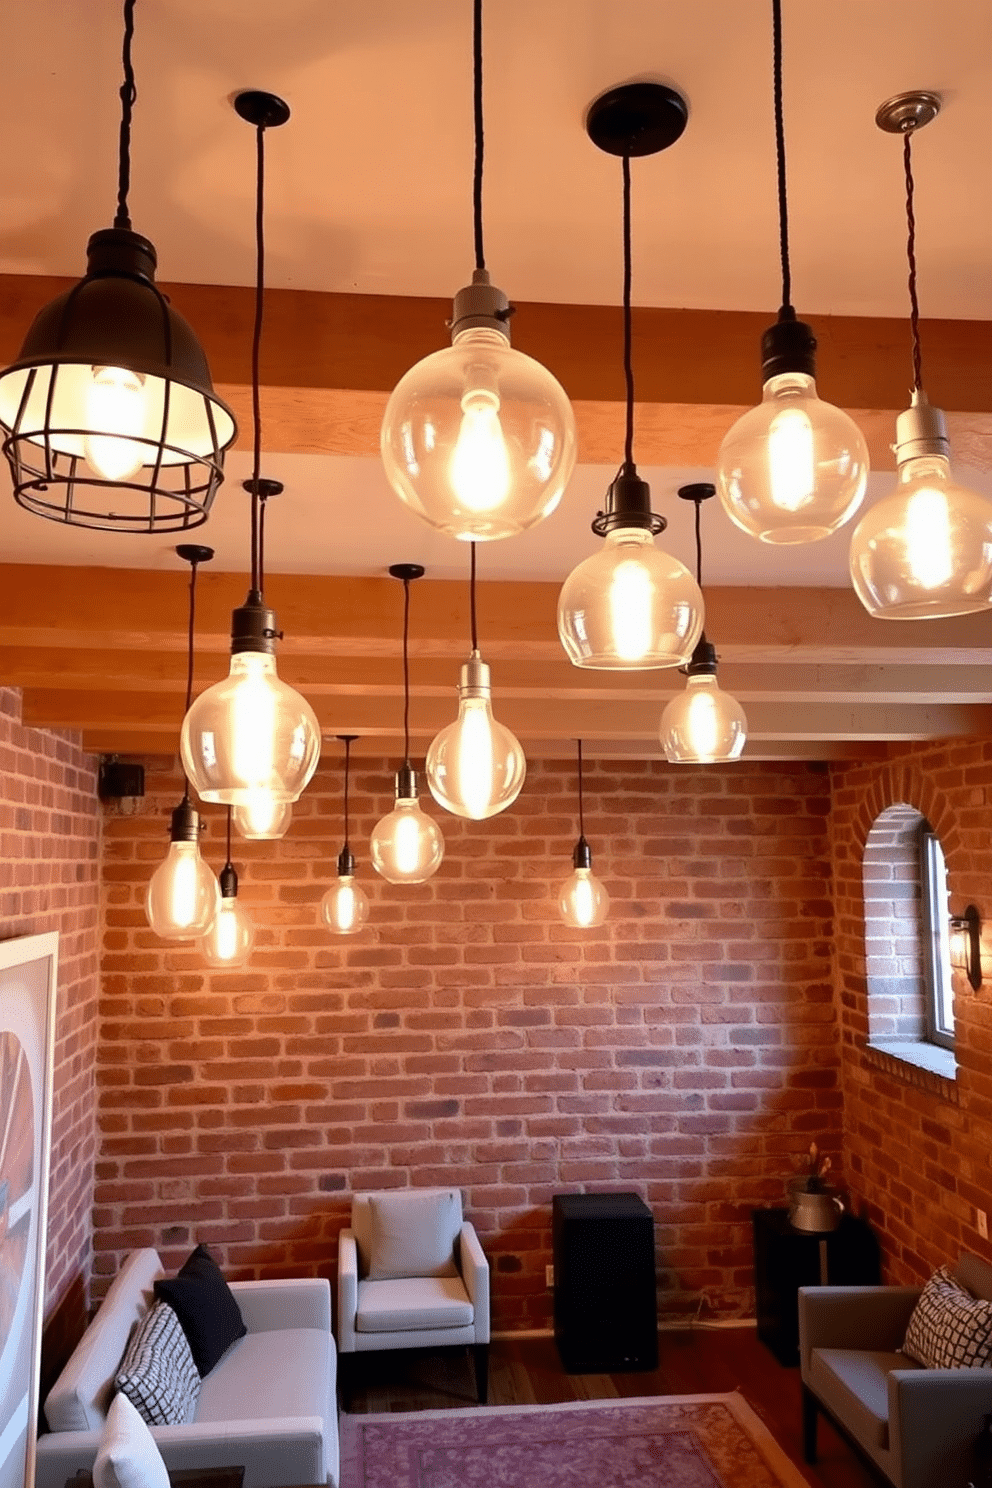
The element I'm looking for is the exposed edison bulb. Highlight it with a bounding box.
[321,873,369,935]
[182,648,321,806]
[201,871,254,968]
[84,364,147,480]
[145,803,220,940]
[660,674,748,763]
[559,863,610,929]
[717,371,869,544]
[370,767,445,885]
[449,385,512,514]
[233,792,292,841]
[426,653,525,819]
[849,397,992,619]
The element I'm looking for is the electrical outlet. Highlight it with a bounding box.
[978,1210,988,1240]
[545,1264,555,1288]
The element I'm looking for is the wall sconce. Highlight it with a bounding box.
[950,905,982,991]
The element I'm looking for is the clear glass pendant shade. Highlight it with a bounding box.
[559,865,610,929]
[716,373,869,544]
[321,874,370,935]
[849,453,992,619]
[381,326,576,542]
[370,770,445,885]
[145,835,219,941]
[181,650,321,806]
[558,527,704,670]
[426,653,525,819]
[232,793,293,840]
[201,883,254,968]
[660,673,748,763]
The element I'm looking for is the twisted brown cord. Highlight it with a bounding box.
[249,121,267,593]
[771,0,793,313]
[113,0,137,231]
[473,0,485,271]
[576,738,586,838]
[621,155,635,468]
[903,130,924,393]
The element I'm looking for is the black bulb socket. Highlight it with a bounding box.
[337,845,356,877]
[572,836,593,871]
[761,311,817,382]
[219,863,239,899]
[684,634,719,678]
[231,591,280,656]
[169,797,201,843]
[591,464,666,537]
[85,228,158,284]
[396,761,418,800]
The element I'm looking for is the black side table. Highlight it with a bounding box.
[752,1206,881,1367]
[552,1192,658,1372]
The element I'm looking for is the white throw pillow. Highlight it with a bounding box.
[93,1393,169,1488]
[903,1265,992,1368]
[367,1190,461,1280]
[115,1300,201,1425]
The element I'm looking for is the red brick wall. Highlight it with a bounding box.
[97,751,838,1328]
[0,689,101,1370]
[831,741,992,1282]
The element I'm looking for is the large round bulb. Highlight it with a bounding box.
[660,674,748,763]
[83,364,147,480]
[850,453,992,619]
[559,866,610,929]
[558,528,704,669]
[201,892,254,968]
[717,373,868,544]
[233,793,293,841]
[370,770,445,885]
[146,841,219,940]
[181,651,321,806]
[426,654,525,819]
[321,874,369,935]
[381,326,576,541]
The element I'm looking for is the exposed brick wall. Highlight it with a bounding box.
[0,689,101,1374]
[831,741,992,1283]
[97,751,838,1328]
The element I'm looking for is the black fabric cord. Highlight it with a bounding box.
[249,121,267,594]
[576,739,586,838]
[693,496,703,587]
[772,0,793,314]
[621,154,635,468]
[182,555,200,804]
[225,806,233,872]
[114,0,137,231]
[473,0,486,271]
[402,575,412,762]
[342,736,352,851]
[903,130,924,393]
[470,542,479,652]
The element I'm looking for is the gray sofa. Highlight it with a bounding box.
[36,1248,339,1488]
[799,1251,992,1488]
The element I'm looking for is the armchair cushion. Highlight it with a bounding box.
[356,1275,474,1334]
[365,1190,461,1281]
[115,1301,201,1426]
[809,1348,913,1450]
[902,1266,992,1369]
[154,1244,247,1376]
[93,1393,170,1488]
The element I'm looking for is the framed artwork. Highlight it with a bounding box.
[0,932,58,1488]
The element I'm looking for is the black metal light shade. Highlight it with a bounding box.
[0,228,236,532]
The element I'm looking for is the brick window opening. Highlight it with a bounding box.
[862,803,956,1079]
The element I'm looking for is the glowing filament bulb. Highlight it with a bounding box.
[559,865,610,929]
[393,811,424,876]
[232,663,277,788]
[213,904,240,960]
[84,365,147,480]
[769,406,816,513]
[609,558,655,663]
[449,388,512,514]
[455,700,495,818]
[167,850,200,929]
[906,485,953,589]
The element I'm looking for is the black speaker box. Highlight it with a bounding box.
[552,1192,658,1373]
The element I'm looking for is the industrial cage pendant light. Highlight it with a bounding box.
[557,82,704,670]
[370,566,445,885]
[181,91,321,807]
[322,736,371,935]
[426,544,526,819]
[559,740,609,929]
[715,0,868,545]
[848,91,992,619]
[380,0,576,542]
[659,485,748,763]
[145,546,221,939]
[201,808,255,968]
[0,0,236,532]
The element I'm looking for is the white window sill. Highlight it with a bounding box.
[868,1039,957,1081]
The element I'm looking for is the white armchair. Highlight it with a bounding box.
[337,1187,490,1403]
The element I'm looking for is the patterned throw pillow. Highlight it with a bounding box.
[903,1265,992,1369]
[114,1301,201,1426]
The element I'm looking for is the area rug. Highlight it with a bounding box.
[340,1392,811,1488]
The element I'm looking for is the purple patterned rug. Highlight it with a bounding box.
[340,1392,811,1488]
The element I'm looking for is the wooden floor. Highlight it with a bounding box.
[340,1327,882,1488]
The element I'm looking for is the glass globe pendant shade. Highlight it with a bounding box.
[660,641,748,763]
[321,850,370,936]
[233,793,293,841]
[145,799,221,940]
[426,652,526,819]
[380,272,576,542]
[370,766,445,885]
[559,838,610,929]
[849,398,992,619]
[181,598,321,806]
[200,865,254,968]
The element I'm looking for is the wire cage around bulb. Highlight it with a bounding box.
[0,231,236,532]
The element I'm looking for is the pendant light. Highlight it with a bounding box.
[557,84,704,671]
[370,566,445,885]
[233,796,292,841]
[0,0,235,532]
[559,741,609,929]
[715,0,868,545]
[181,92,321,805]
[379,0,575,543]
[322,736,370,935]
[660,485,748,763]
[201,809,255,968]
[146,546,221,939]
[849,92,992,619]
[426,544,525,819]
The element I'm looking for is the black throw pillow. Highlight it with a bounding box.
[154,1243,247,1377]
